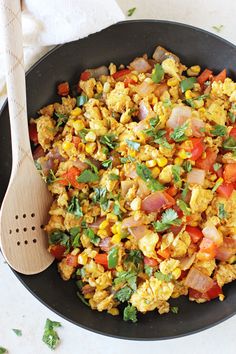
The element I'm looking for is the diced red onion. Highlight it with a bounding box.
[122,216,146,228]
[187,168,206,185]
[130,57,151,73]
[124,165,138,179]
[153,46,180,63]
[202,224,223,246]
[33,145,44,160]
[87,66,108,79]
[184,267,214,293]
[73,159,88,171]
[216,237,236,261]
[180,254,196,270]
[136,81,155,98]
[136,178,150,199]
[89,217,106,232]
[167,105,192,129]
[82,284,95,295]
[99,237,112,252]
[141,191,175,213]
[121,180,134,196]
[128,226,149,240]
[191,118,205,137]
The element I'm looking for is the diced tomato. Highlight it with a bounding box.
[72,136,81,148]
[167,185,178,197]
[49,244,66,260]
[229,127,236,139]
[215,166,223,178]
[179,270,188,280]
[80,71,91,81]
[29,123,38,144]
[198,237,217,259]
[223,163,236,183]
[186,226,204,243]
[197,68,213,86]
[94,253,108,268]
[216,182,234,198]
[124,76,137,87]
[57,81,69,96]
[195,148,217,171]
[66,254,78,267]
[112,69,131,80]
[181,138,204,161]
[206,282,222,299]
[213,68,227,83]
[169,224,183,236]
[157,248,170,259]
[59,166,84,189]
[33,145,44,160]
[144,257,158,267]
[189,288,209,300]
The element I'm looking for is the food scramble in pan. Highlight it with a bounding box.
[30,46,236,322]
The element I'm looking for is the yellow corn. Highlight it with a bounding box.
[96,82,103,93]
[185,90,193,99]
[198,107,206,114]
[108,308,119,316]
[85,131,96,142]
[97,229,109,238]
[152,166,160,178]
[84,293,93,299]
[156,156,168,167]
[62,141,76,155]
[78,253,88,265]
[85,142,96,154]
[172,267,181,280]
[174,157,183,165]
[146,160,157,168]
[216,177,224,186]
[106,213,118,222]
[167,78,178,87]
[152,96,158,105]
[136,131,146,144]
[111,224,117,234]
[116,265,123,272]
[191,65,201,74]
[178,149,189,159]
[73,120,85,131]
[99,220,109,230]
[111,233,122,244]
[128,149,137,158]
[209,174,217,181]
[70,107,82,117]
[219,294,225,301]
[103,82,111,93]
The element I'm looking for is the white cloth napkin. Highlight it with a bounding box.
[0,0,124,106]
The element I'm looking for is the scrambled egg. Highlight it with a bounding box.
[190,186,213,213]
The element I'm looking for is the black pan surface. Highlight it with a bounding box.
[0,20,236,340]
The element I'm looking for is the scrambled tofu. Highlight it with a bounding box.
[214,263,236,287]
[190,186,213,213]
[138,232,159,259]
[36,115,56,150]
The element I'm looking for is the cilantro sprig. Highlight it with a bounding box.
[170,122,188,142]
[153,209,181,232]
[123,305,137,323]
[42,319,61,350]
[67,196,83,218]
[136,163,164,191]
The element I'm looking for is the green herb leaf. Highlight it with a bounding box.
[150,116,160,128]
[93,187,108,210]
[55,112,68,128]
[185,94,209,108]
[177,199,191,215]
[67,196,83,218]
[77,291,90,306]
[49,230,69,250]
[100,134,118,149]
[85,228,100,246]
[170,122,188,142]
[218,203,228,220]
[114,271,137,291]
[115,286,132,302]
[69,227,81,247]
[120,156,136,164]
[123,305,137,323]
[181,182,189,199]
[136,163,164,191]
[180,77,197,92]
[155,271,173,282]
[77,94,88,106]
[12,329,22,337]
[163,98,172,107]
[223,136,236,151]
[46,169,59,185]
[211,124,227,137]
[153,208,181,232]
[78,128,90,142]
[171,306,179,314]
[144,264,153,277]
[126,139,140,151]
[125,249,143,269]
[42,319,61,350]
[109,173,119,181]
[34,160,42,170]
[212,178,223,193]
[172,165,182,187]
[77,169,99,183]
[108,246,119,268]
[84,159,98,174]
[152,63,164,84]
[127,7,136,16]
[213,163,222,172]
[212,24,224,33]
[0,347,7,354]
[144,128,172,149]
[182,160,192,172]
[102,159,113,168]
[113,203,122,219]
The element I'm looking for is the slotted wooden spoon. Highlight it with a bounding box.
[0,0,54,274]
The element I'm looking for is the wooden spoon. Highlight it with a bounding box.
[0,0,54,274]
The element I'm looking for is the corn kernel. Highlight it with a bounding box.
[167,78,178,87]
[172,267,181,280]
[209,174,217,181]
[108,308,119,316]
[130,74,138,82]
[174,157,183,165]
[157,156,168,167]
[111,224,117,234]
[109,63,116,75]
[97,229,109,238]
[99,220,109,230]
[111,233,122,244]
[71,107,82,116]
[85,131,96,142]
[103,82,111,93]
[106,213,118,222]
[178,149,190,159]
[130,197,142,211]
[85,142,96,154]
[73,120,85,132]
[136,131,146,144]
[62,141,76,155]
[84,293,93,299]
[185,90,193,99]
[198,107,206,113]
[152,166,160,178]
[96,82,103,94]
[216,177,224,186]
[78,253,88,265]
[152,96,158,105]
[129,149,137,158]
[146,160,157,168]
[219,294,225,301]
[194,99,204,109]
[191,65,201,74]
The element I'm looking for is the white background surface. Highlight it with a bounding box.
[0,0,236,353]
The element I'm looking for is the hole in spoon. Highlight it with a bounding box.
[15,215,18,220]
[17,241,20,246]
[32,226,35,231]
[33,239,37,243]
[16,228,19,233]
[31,213,35,218]
[40,225,44,229]
[23,227,27,232]
[9,230,12,234]
[24,240,28,245]
[23,214,26,218]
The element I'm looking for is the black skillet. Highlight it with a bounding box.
[0,20,236,340]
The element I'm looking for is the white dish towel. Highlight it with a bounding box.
[0,0,124,106]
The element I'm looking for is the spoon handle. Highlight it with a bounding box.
[0,0,32,174]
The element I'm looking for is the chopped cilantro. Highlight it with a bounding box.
[136,163,164,191]
[102,159,112,168]
[55,112,68,128]
[123,305,137,323]
[109,173,119,181]
[49,230,69,250]
[12,329,22,336]
[144,264,153,277]
[212,24,224,33]
[100,134,118,149]
[154,271,173,282]
[151,63,164,84]
[150,116,160,128]
[172,165,182,187]
[218,203,228,219]
[182,160,192,172]
[170,122,188,142]
[85,228,100,246]
[77,292,90,306]
[78,128,90,142]
[125,249,143,269]
[177,199,191,215]
[213,163,222,172]
[163,98,172,107]
[180,77,197,92]
[113,203,122,219]
[77,169,99,183]
[127,7,136,16]
[46,169,59,185]
[185,94,209,108]
[69,227,81,247]
[223,136,236,151]
[181,182,189,199]
[67,196,83,218]
[114,271,137,291]
[34,160,42,170]
[42,319,61,350]
[84,159,98,174]
[108,246,119,268]
[126,139,140,151]
[171,306,179,314]
[0,347,7,354]
[211,124,227,137]
[212,178,223,193]
[77,94,88,106]
[144,128,172,149]
[93,187,108,210]
[153,208,181,232]
[115,286,132,302]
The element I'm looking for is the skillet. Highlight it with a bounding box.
[0,20,236,340]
